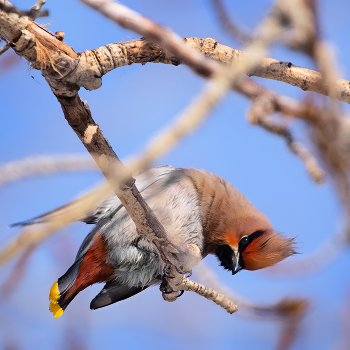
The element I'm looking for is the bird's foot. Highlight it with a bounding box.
[177,290,184,298]
[159,278,173,293]
[162,265,175,279]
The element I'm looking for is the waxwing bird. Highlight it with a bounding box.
[12,166,296,318]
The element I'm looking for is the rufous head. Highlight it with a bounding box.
[215,213,296,274]
[182,167,297,275]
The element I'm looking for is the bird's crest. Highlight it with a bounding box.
[241,230,297,270]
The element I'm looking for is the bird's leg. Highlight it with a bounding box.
[159,279,184,297]
[160,265,177,294]
[160,265,186,297]
[160,264,183,294]
[161,245,201,302]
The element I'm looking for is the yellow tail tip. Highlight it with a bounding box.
[49,302,64,319]
[49,280,60,304]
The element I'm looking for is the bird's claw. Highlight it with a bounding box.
[159,278,173,293]
[162,265,175,279]
[162,289,175,294]
[177,290,184,298]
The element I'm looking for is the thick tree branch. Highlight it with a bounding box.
[0,0,326,285]
[55,94,201,272]
[78,0,350,104]
[0,10,336,122]
[103,37,350,105]
[78,0,350,103]
[73,0,329,185]
[0,4,197,273]
[0,0,337,315]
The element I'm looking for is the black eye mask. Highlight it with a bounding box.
[237,230,265,269]
[215,230,266,273]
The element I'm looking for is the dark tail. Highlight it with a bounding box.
[90,281,148,310]
[49,258,83,318]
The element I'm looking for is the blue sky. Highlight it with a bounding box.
[1,0,350,349]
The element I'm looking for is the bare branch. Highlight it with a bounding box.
[96,37,350,105]
[78,0,223,79]
[73,1,330,186]
[210,0,252,43]
[106,36,350,107]
[159,246,238,314]
[29,0,46,19]
[0,246,34,304]
[248,95,325,184]
[184,38,350,105]
[0,0,325,284]
[0,0,48,19]
[181,277,238,314]
[194,261,308,350]
[194,262,308,318]
[0,3,199,273]
[0,0,343,323]
[0,41,10,56]
[0,183,112,267]
[0,154,97,188]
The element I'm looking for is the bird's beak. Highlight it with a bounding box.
[231,248,243,275]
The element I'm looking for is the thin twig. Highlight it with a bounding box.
[0,41,10,56]
[0,0,312,295]
[181,277,238,314]
[0,75,232,267]
[210,0,252,43]
[0,1,48,19]
[194,262,309,319]
[29,0,47,20]
[248,96,325,184]
[0,183,112,267]
[0,0,342,321]
[0,154,97,188]
[0,246,35,304]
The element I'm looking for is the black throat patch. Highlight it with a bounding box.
[215,244,235,272]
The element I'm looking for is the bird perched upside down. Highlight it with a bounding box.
[14,166,296,318]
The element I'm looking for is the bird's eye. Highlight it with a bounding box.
[241,236,249,245]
